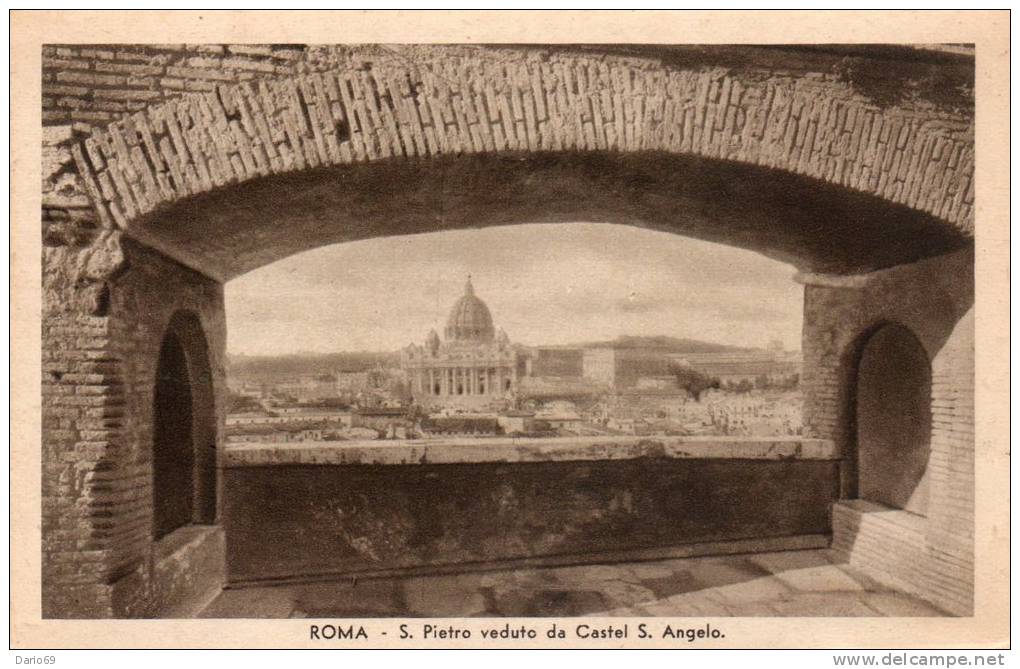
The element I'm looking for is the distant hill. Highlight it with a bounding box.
[227,351,400,381]
[573,335,752,353]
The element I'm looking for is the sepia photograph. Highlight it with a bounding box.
[10,9,1009,653]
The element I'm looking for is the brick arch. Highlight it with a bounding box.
[66,45,974,266]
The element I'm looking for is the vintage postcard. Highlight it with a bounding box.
[9,10,1010,651]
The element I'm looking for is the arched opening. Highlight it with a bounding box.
[152,310,217,539]
[153,332,194,538]
[852,323,932,515]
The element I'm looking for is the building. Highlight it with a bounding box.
[225,408,353,428]
[496,411,536,434]
[352,406,410,437]
[402,277,518,410]
[273,374,338,401]
[527,347,583,377]
[668,349,801,385]
[334,370,371,393]
[582,348,616,386]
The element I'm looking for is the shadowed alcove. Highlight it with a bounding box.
[153,309,218,539]
[853,322,932,516]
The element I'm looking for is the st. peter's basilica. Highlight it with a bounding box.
[402,277,519,410]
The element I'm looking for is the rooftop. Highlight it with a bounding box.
[223,435,837,468]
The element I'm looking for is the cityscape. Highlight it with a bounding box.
[226,277,803,445]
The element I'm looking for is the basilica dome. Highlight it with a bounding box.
[445,277,495,342]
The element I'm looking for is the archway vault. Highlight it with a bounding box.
[131,150,970,281]
[61,45,974,281]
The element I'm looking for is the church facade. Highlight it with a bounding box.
[402,278,518,410]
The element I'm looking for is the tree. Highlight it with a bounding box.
[667,362,720,401]
[734,379,754,394]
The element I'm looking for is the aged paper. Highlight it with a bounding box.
[10,10,1009,649]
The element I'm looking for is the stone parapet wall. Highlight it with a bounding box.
[222,446,841,585]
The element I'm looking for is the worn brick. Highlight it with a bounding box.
[56,71,127,87]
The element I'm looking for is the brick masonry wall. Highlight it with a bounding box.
[41,44,974,237]
[801,247,974,614]
[42,236,227,618]
[41,307,121,617]
[832,497,973,615]
[43,44,312,127]
[831,500,932,602]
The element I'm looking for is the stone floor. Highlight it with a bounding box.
[199,549,945,618]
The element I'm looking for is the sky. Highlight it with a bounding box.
[224,223,803,356]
